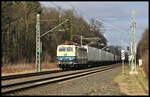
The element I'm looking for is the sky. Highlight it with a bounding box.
[40,1,149,50]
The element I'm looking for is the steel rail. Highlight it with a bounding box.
[1,70,64,80]
[2,65,110,88]
[1,64,120,95]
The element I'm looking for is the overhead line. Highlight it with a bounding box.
[50,2,131,47]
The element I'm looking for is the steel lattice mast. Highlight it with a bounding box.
[130,10,138,74]
[36,14,41,72]
[36,14,69,72]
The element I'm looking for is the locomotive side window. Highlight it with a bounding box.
[77,48,87,58]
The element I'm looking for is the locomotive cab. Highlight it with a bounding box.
[56,45,76,69]
[56,44,88,70]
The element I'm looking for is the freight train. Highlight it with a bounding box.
[56,43,121,70]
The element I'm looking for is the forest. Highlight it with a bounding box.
[1,1,107,65]
[137,29,149,78]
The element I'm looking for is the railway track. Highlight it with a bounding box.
[1,64,120,95]
[1,69,64,80]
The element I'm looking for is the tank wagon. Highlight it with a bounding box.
[83,46,121,65]
[56,44,121,70]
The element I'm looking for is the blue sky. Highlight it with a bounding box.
[40,1,148,49]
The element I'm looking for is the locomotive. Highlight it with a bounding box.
[56,41,121,70]
[56,44,87,69]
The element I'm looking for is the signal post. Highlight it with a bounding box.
[121,49,125,75]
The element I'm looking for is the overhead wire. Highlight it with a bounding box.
[69,3,130,48]
[50,2,132,49]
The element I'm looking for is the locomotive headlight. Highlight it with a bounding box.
[69,58,73,61]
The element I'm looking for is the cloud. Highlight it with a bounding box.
[40,1,148,47]
[40,2,148,19]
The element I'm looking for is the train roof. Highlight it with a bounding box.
[57,45,76,47]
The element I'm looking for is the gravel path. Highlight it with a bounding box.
[8,64,126,96]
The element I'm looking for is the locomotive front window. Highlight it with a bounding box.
[59,47,65,52]
[67,47,73,52]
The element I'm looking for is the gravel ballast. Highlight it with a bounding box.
[8,64,125,96]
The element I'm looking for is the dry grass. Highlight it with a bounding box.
[1,62,60,76]
[41,62,60,71]
[113,64,149,96]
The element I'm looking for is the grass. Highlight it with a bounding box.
[1,62,60,76]
[113,64,149,96]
